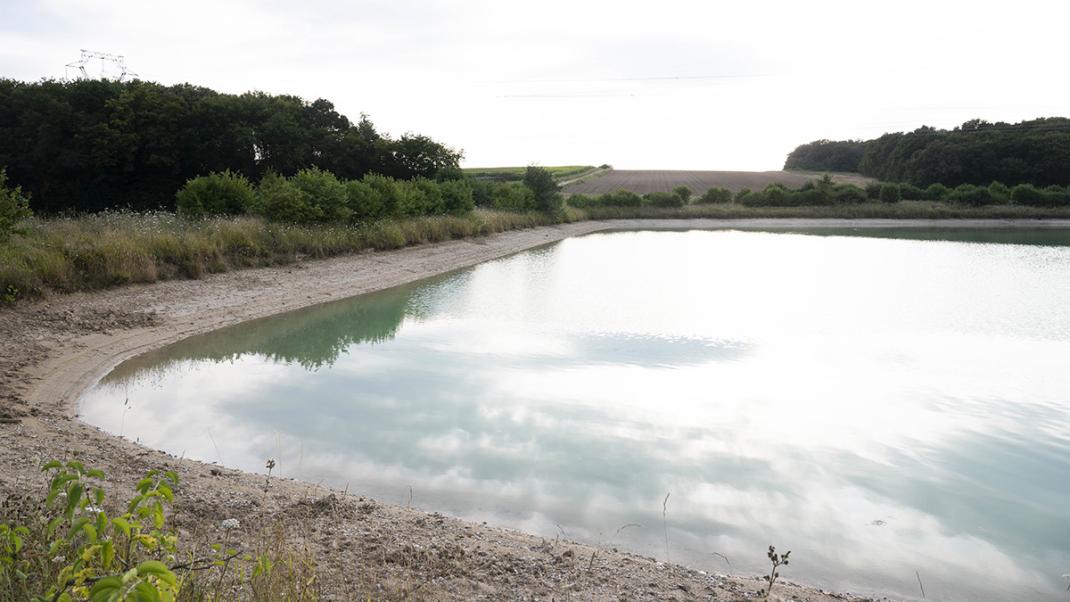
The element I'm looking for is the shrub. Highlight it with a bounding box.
[831,184,866,204]
[645,191,685,208]
[988,181,1011,203]
[363,173,406,217]
[439,178,475,215]
[878,183,901,203]
[345,179,384,221]
[864,182,883,200]
[0,168,32,241]
[672,185,693,204]
[947,183,994,206]
[900,183,925,200]
[175,170,255,219]
[253,172,321,223]
[524,166,563,215]
[566,194,596,208]
[697,187,732,204]
[600,190,643,207]
[924,183,950,201]
[491,182,535,211]
[1043,185,1070,205]
[734,188,752,203]
[291,168,351,223]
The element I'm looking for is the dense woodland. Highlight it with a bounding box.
[784,118,1070,187]
[0,78,463,213]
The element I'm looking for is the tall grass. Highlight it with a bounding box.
[0,210,556,302]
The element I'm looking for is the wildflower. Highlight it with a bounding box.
[221,518,240,531]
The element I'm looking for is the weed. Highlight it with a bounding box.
[762,545,791,600]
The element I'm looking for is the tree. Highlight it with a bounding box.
[0,168,31,240]
[523,166,562,215]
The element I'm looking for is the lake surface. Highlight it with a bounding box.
[81,228,1070,601]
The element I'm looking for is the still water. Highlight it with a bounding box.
[81,229,1070,601]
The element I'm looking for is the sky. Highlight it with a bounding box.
[1,0,1068,170]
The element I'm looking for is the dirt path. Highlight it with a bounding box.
[7,217,1055,600]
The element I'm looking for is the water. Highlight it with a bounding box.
[80,228,1070,601]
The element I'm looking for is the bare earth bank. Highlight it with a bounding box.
[6,218,1056,600]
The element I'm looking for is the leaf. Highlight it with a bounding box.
[135,478,154,494]
[66,482,84,518]
[102,541,115,570]
[87,468,106,479]
[89,576,123,602]
[163,470,179,485]
[131,581,161,602]
[111,517,131,537]
[41,460,63,471]
[137,560,177,587]
[157,484,174,504]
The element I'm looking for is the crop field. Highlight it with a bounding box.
[562,169,875,195]
[463,165,598,181]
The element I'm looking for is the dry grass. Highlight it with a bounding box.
[0,210,557,302]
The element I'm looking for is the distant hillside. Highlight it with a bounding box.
[785,118,1070,187]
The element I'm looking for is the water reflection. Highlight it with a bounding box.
[82,229,1070,602]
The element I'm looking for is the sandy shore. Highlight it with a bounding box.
[6,217,1056,600]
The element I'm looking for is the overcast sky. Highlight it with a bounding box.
[2,0,1068,170]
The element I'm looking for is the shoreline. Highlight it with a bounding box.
[6,217,1061,600]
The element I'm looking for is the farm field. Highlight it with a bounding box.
[463,165,598,181]
[562,169,875,195]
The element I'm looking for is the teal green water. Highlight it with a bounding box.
[81,229,1070,601]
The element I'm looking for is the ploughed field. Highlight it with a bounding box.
[562,169,875,195]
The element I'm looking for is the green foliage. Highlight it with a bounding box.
[344,180,384,221]
[252,172,320,224]
[734,188,752,203]
[438,179,475,215]
[0,78,462,214]
[565,194,596,209]
[175,170,255,219]
[831,184,867,204]
[924,183,950,201]
[1010,184,1068,207]
[988,181,1011,203]
[671,185,693,204]
[291,168,351,223]
[489,182,535,211]
[864,182,882,200]
[878,183,902,203]
[947,183,994,206]
[1,460,319,602]
[0,168,32,241]
[600,190,643,207]
[697,187,732,204]
[645,191,685,208]
[523,166,563,215]
[784,139,865,172]
[789,118,1070,187]
[899,183,925,200]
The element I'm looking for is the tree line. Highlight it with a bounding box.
[0,78,464,214]
[784,118,1070,187]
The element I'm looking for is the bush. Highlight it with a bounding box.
[645,191,685,208]
[600,190,643,207]
[524,166,563,215]
[566,194,596,208]
[672,185,693,204]
[864,182,883,200]
[988,181,1011,203]
[734,188,752,203]
[878,183,901,203]
[947,183,994,206]
[363,173,406,217]
[439,179,475,215]
[252,172,321,223]
[175,170,255,219]
[490,182,535,211]
[291,168,351,223]
[924,183,950,201]
[0,168,32,241]
[345,179,384,221]
[899,183,925,200]
[831,184,866,204]
[1043,185,1070,205]
[697,187,732,204]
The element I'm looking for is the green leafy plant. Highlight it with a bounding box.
[176,171,255,219]
[762,545,791,600]
[0,168,32,241]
